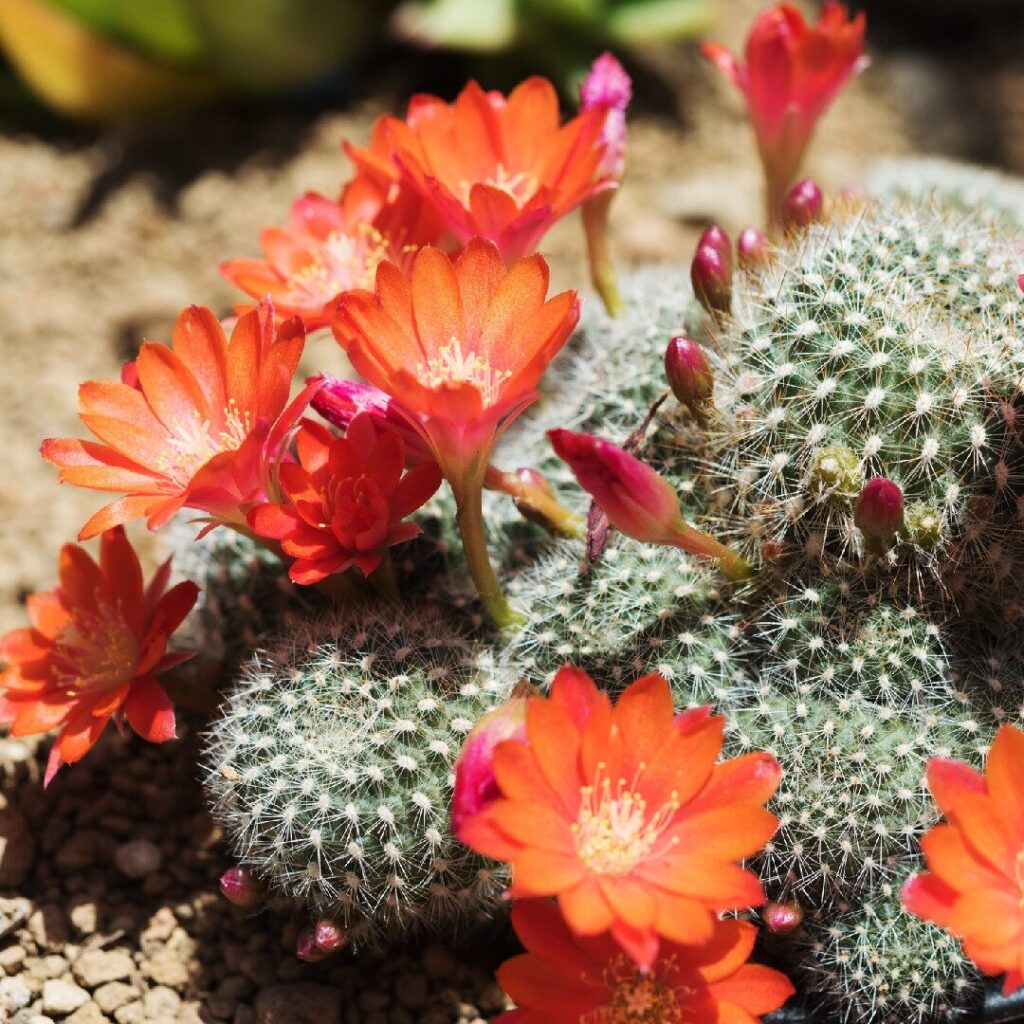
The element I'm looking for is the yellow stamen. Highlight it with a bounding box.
[420,336,512,405]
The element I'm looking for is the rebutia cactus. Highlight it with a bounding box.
[197,178,1024,1022]
[202,604,515,946]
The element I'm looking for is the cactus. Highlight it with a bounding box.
[202,603,515,946]
[698,197,1024,613]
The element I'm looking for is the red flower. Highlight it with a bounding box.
[458,666,780,968]
[703,3,866,226]
[221,175,441,331]
[376,77,613,262]
[247,414,442,584]
[333,238,578,626]
[902,725,1024,994]
[496,900,794,1024]
[41,302,317,540]
[0,527,198,786]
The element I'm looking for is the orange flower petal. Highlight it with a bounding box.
[509,848,587,896]
[558,879,616,936]
[986,725,1024,840]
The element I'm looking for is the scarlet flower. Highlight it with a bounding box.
[458,666,781,968]
[497,900,794,1024]
[0,527,198,786]
[548,429,751,581]
[41,301,317,540]
[377,77,613,262]
[902,725,1024,994]
[247,414,441,584]
[703,2,867,227]
[334,238,579,626]
[221,177,441,331]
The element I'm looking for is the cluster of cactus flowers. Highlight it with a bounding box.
[6,3,1024,1022]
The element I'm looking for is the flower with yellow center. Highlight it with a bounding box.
[455,666,782,968]
[495,900,794,1024]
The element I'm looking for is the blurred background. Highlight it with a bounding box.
[1,0,1024,634]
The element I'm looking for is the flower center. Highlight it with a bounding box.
[288,225,390,308]
[53,604,138,693]
[459,163,539,209]
[157,400,253,486]
[419,336,512,406]
[589,956,684,1024]
[329,474,389,551]
[572,762,681,876]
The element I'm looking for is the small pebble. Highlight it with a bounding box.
[114,840,162,880]
[42,978,90,1015]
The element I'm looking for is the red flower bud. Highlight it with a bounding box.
[313,919,346,954]
[452,687,531,844]
[854,476,905,554]
[1018,273,1024,294]
[219,866,262,908]
[295,928,326,962]
[764,900,804,935]
[782,179,824,230]
[737,226,771,268]
[690,225,733,316]
[665,336,714,420]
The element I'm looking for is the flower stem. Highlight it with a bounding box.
[455,482,524,630]
[369,554,401,603]
[582,192,624,317]
[672,527,753,583]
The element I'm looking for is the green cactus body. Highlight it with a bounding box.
[202,605,515,946]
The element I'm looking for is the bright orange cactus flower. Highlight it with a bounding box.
[220,177,442,331]
[376,76,614,262]
[496,900,794,1024]
[41,301,319,540]
[333,238,579,627]
[902,725,1024,994]
[456,666,781,969]
[0,527,199,786]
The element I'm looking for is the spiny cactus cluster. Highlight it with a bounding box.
[203,604,515,946]
[198,177,1024,1022]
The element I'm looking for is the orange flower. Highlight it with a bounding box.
[0,527,199,786]
[457,666,781,968]
[376,77,613,262]
[220,177,442,331]
[247,414,442,584]
[41,301,317,540]
[333,238,578,626]
[902,725,1024,994]
[496,900,794,1024]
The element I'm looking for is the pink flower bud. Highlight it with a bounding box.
[310,375,434,466]
[295,928,326,962]
[664,336,714,419]
[764,900,804,934]
[219,866,262,908]
[313,919,346,954]
[579,52,632,181]
[737,226,771,268]
[1018,273,1024,294]
[548,428,751,579]
[515,467,554,500]
[452,687,530,843]
[782,179,824,230]
[854,476,905,554]
[690,226,733,316]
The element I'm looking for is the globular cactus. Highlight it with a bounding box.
[698,197,1024,613]
[794,883,982,1024]
[202,604,516,946]
[504,535,751,706]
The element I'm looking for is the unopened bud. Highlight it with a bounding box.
[219,866,262,909]
[1018,273,1024,294]
[664,336,714,423]
[855,476,905,554]
[295,928,326,962]
[313,919,347,954]
[782,179,824,230]
[737,226,770,268]
[764,900,804,935]
[690,225,733,316]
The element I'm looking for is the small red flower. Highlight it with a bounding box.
[703,2,866,227]
[376,77,613,262]
[41,301,317,540]
[247,414,442,584]
[0,527,198,786]
[902,725,1024,994]
[458,666,780,969]
[221,176,442,331]
[496,900,794,1024]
